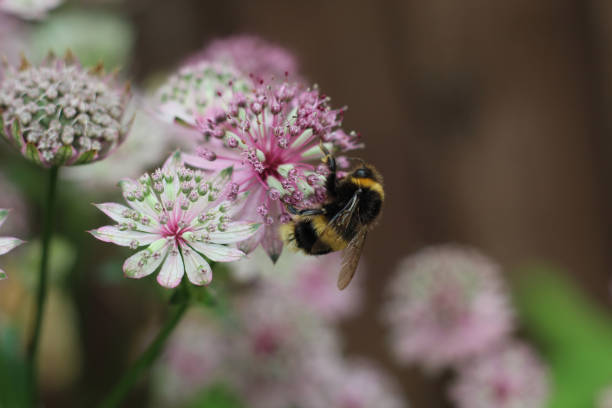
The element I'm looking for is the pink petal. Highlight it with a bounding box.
[188,241,245,262]
[182,247,213,286]
[123,239,170,279]
[89,226,158,248]
[0,209,9,229]
[94,203,158,232]
[0,237,24,256]
[156,244,184,288]
[208,222,260,244]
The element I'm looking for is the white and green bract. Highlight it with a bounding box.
[89,152,260,288]
[0,209,25,280]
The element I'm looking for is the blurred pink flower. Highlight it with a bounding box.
[196,35,299,80]
[231,249,363,322]
[151,310,229,408]
[0,13,28,63]
[0,209,25,280]
[598,385,612,408]
[180,79,362,261]
[302,356,407,408]
[450,342,550,408]
[383,245,514,371]
[0,53,132,167]
[89,152,260,288]
[226,286,341,408]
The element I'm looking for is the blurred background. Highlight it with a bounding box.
[1,0,612,407]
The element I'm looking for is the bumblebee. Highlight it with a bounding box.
[281,144,384,290]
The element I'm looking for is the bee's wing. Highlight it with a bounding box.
[337,228,368,290]
[311,192,360,253]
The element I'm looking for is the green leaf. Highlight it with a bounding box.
[514,264,612,408]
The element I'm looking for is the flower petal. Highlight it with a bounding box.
[0,209,9,229]
[94,202,158,232]
[182,247,213,286]
[0,237,24,256]
[189,241,245,262]
[208,222,261,244]
[156,244,184,288]
[89,226,158,248]
[123,238,170,279]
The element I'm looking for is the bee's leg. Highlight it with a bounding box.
[287,204,325,216]
[320,142,338,196]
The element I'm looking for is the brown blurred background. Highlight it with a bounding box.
[106,0,612,406]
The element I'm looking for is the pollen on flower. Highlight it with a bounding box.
[0,52,132,168]
[89,152,260,288]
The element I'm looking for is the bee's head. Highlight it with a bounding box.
[351,163,382,183]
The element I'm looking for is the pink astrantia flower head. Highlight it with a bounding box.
[155,61,251,129]
[450,342,550,408]
[0,53,132,168]
[230,250,362,322]
[0,209,25,280]
[179,79,363,261]
[196,35,299,81]
[303,358,406,408]
[89,152,260,288]
[383,245,515,371]
[152,309,230,408]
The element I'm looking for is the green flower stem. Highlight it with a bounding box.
[27,165,59,404]
[98,297,189,408]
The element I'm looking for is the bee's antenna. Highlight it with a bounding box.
[347,156,367,167]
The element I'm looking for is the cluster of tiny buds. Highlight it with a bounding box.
[0,54,130,166]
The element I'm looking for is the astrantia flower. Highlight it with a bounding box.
[151,309,229,408]
[303,358,406,408]
[450,342,550,408]
[598,385,612,408]
[383,245,514,370]
[231,249,362,322]
[0,0,62,20]
[89,153,260,288]
[180,80,363,260]
[226,286,340,408]
[0,53,132,168]
[0,209,25,280]
[155,61,250,129]
[196,35,299,80]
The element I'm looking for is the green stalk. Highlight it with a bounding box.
[27,165,59,404]
[98,300,189,408]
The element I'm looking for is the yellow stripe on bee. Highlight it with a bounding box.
[312,215,347,251]
[350,177,384,198]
